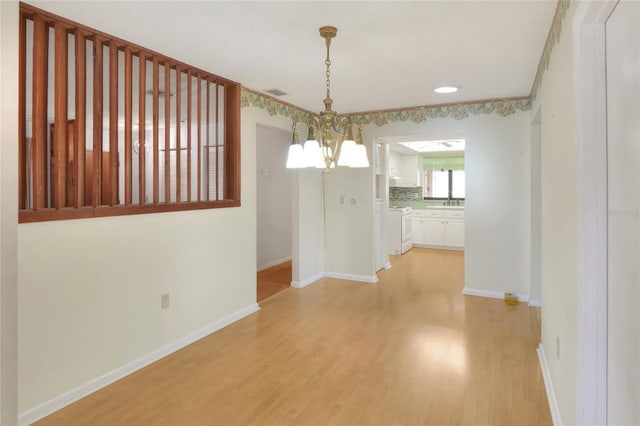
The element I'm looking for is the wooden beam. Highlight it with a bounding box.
[75,30,86,207]
[32,15,48,209]
[225,83,241,202]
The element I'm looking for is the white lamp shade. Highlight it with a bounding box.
[286,144,306,168]
[337,139,356,166]
[350,145,369,168]
[303,139,322,168]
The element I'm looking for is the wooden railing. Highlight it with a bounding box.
[18,3,241,223]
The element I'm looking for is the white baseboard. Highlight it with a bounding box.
[537,344,563,426]
[384,262,392,270]
[18,303,260,426]
[528,299,542,307]
[291,272,325,288]
[257,256,291,272]
[462,287,529,303]
[325,272,379,283]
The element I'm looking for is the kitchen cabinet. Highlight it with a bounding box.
[401,155,420,186]
[388,151,420,187]
[412,209,464,250]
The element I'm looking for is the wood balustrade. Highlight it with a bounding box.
[18,3,241,223]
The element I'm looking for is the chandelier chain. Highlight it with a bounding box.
[325,45,331,105]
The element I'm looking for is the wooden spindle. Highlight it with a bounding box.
[138,53,146,204]
[187,70,192,202]
[54,23,69,208]
[164,62,170,203]
[109,40,118,206]
[197,75,201,201]
[75,30,86,207]
[92,37,103,207]
[206,79,210,200]
[175,66,181,203]
[32,15,48,210]
[153,57,159,204]
[18,14,26,209]
[124,46,132,205]
[215,83,219,201]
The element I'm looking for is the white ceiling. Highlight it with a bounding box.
[27,0,557,114]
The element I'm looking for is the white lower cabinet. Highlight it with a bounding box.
[412,209,464,250]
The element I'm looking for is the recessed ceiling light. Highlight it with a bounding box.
[434,86,459,94]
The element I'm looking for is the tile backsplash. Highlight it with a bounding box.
[390,186,423,202]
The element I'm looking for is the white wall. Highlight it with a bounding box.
[256,124,292,270]
[292,168,325,286]
[605,1,640,423]
[531,3,578,424]
[0,1,20,423]
[530,110,542,305]
[335,111,531,293]
[325,166,376,281]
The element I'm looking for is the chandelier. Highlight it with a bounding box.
[286,26,369,170]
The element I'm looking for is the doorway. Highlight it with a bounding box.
[256,124,292,301]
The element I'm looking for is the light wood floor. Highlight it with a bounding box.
[257,260,292,302]
[36,248,550,426]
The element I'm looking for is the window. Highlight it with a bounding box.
[18,4,241,223]
[424,169,465,200]
[422,155,465,200]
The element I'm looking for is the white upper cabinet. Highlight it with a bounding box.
[389,151,420,187]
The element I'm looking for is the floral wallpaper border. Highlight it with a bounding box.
[242,88,531,126]
[240,87,315,123]
[530,0,571,101]
[240,0,571,124]
[347,97,530,126]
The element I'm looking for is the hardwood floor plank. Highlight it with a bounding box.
[35,248,550,426]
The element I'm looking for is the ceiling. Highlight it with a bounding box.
[27,1,557,114]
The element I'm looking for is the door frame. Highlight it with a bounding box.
[573,1,618,424]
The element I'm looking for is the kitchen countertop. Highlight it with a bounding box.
[416,205,465,210]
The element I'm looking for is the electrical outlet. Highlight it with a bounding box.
[339,194,345,205]
[556,336,560,359]
[161,293,170,309]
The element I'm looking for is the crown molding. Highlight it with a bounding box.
[530,0,572,101]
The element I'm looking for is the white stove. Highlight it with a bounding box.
[389,206,412,214]
[387,206,413,255]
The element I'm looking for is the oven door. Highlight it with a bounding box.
[401,213,412,242]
